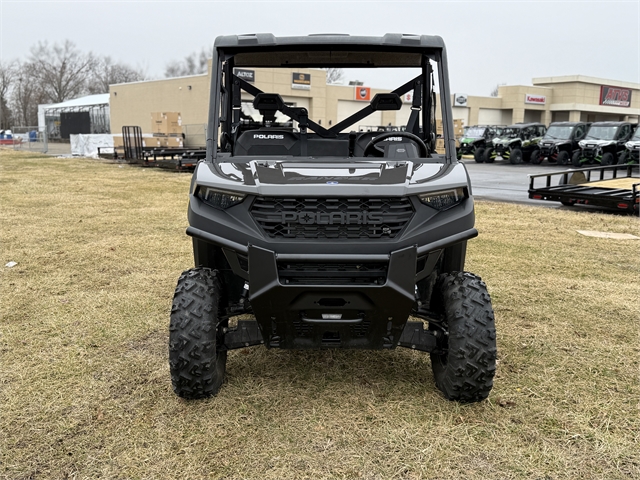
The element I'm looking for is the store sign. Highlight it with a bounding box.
[599,85,631,107]
[292,72,311,90]
[454,93,468,107]
[355,86,371,101]
[525,94,546,105]
[403,91,413,104]
[234,69,255,83]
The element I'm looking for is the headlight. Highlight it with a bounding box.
[419,187,467,211]
[196,186,245,209]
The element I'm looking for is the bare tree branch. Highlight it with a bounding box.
[165,48,211,78]
[87,56,145,94]
[323,68,344,84]
[29,40,96,103]
[11,62,47,126]
[490,83,504,97]
[0,60,17,129]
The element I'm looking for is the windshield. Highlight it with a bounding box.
[234,67,423,133]
[213,47,448,161]
[632,127,640,140]
[544,125,573,140]
[500,128,520,138]
[465,127,486,138]
[585,126,617,141]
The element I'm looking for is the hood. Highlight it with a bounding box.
[579,139,614,148]
[626,140,640,150]
[460,137,480,144]
[194,158,471,197]
[493,136,517,146]
[540,139,570,147]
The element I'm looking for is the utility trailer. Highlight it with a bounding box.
[528,164,639,215]
[143,147,205,171]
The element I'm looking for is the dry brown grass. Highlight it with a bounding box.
[1,150,639,479]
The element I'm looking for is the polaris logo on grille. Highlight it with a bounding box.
[281,211,384,225]
[253,134,285,140]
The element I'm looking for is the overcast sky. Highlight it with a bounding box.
[1,0,638,96]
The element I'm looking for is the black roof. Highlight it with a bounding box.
[506,123,545,129]
[214,34,446,68]
[214,33,445,49]
[548,122,585,126]
[589,121,630,126]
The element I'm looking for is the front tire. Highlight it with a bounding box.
[571,151,583,167]
[474,147,486,163]
[530,150,542,165]
[484,148,494,163]
[600,152,615,166]
[510,148,523,164]
[169,268,227,399]
[617,151,628,165]
[430,272,497,403]
[556,150,570,166]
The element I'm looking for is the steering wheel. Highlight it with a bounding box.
[363,131,428,158]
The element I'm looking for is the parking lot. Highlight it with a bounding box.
[463,158,552,205]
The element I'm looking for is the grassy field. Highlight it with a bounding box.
[1,150,639,479]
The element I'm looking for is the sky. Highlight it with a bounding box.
[1,0,639,96]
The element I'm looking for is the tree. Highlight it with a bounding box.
[11,62,47,126]
[0,61,16,129]
[490,83,504,97]
[87,56,145,94]
[323,68,344,84]
[29,40,96,103]
[165,48,211,78]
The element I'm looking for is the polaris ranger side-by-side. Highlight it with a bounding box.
[485,123,546,164]
[169,34,497,403]
[535,122,588,165]
[573,121,635,167]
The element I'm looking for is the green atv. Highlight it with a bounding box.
[456,125,504,162]
[485,123,546,164]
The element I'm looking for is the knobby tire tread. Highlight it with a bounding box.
[430,272,497,403]
[169,267,227,399]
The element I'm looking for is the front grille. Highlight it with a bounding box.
[290,318,372,339]
[278,262,387,285]
[251,197,414,239]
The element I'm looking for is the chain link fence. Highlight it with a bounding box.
[9,126,71,155]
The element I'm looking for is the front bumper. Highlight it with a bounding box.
[494,144,510,157]
[539,144,556,159]
[246,244,420,349]
[186,193,477,349]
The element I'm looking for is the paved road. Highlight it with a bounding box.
[461,157,560,206]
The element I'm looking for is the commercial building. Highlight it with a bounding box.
[109,64,639,145]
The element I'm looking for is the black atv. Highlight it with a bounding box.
[534,122,588,165]
[573,121,635,167]
[618,124,640,165]
[485,123,546,164]
[168,33,497,404]
[456,125,503,162]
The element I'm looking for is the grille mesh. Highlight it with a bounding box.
[251,197,414,239]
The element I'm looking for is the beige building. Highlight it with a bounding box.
[109,65,639,145]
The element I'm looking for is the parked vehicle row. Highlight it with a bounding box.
[457,121,639,166]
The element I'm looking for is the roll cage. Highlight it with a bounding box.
[205,35,456,163]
